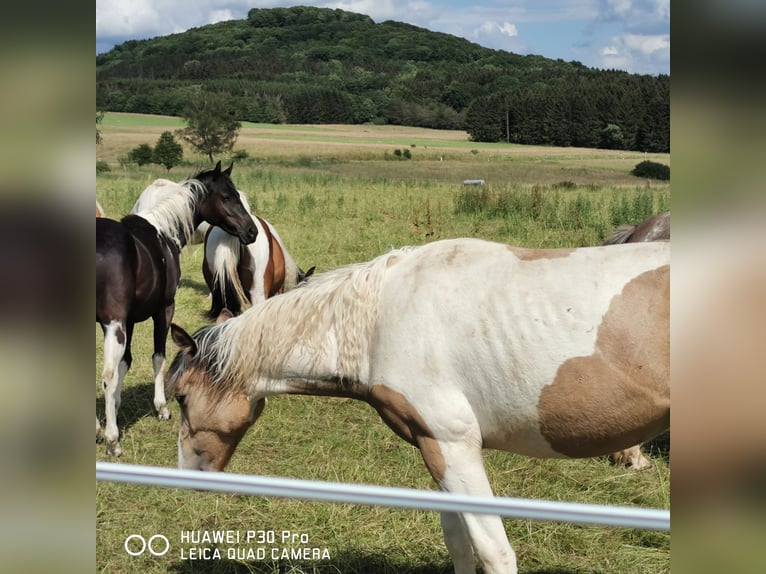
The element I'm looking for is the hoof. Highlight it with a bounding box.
[107,442,123,457]
[157,406,171,421]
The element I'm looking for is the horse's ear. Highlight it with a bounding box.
[171,323,197,355]
[223,162,233,176]
[213,160,222,174]
[216,308,234,323]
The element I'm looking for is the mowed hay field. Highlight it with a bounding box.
[96,113,670,574]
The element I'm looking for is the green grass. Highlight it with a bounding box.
[97,121,669,574]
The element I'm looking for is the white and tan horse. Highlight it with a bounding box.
[203,210,314,318]
[167,237,669,574]
[603,210,670,470]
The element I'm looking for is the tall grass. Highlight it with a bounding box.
[96,126,669,574]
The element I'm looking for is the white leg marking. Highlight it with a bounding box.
[101,321,126,457]
[441,512,476,574]
[437,438,518,574]
[152,353,170,420]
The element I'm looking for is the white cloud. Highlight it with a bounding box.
[597,0,670,33]
[497,22,519,38]
[598,33,669,73]
[623,33,669,55]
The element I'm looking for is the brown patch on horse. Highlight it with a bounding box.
[508,246,575,261]
[256,216,286,298]
[367,385,446,484]
[537,265,670,457]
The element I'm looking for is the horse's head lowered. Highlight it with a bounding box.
[194,161,257,245]
[167,319,265,471]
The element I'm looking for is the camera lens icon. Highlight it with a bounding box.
[124,534,170,556]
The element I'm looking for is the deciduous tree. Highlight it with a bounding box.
[152,131,183,171]
[179,89,240,163]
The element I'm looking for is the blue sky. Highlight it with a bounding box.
[96,0,669,75]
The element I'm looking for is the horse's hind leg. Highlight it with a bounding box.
[612,444,651,470]
[151,304,173,420]
[101,320,127,456]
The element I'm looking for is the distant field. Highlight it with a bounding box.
[98,112,670,177]
[96,113,670,574]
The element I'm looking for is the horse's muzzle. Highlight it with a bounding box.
[240,224,257,245]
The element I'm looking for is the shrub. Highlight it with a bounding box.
[128,143,154,166]
[631,160,670,181]
[152,131,183,171]
[231,149,250,161]
[96,160,111,173]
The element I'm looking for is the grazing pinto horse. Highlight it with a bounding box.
[96,162,256,456]
[603,210,670,469]
[203,197,315,317]
[603,211,670,245]
[168,238,669,574]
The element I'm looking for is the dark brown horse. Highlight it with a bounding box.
[603,211,670,245]
[96,161,256,456]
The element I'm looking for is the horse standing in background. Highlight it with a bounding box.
[96,161,256,456]
[603,211,669,245]
[203,207,315,318]
[603,210,670,469]
[167,238,669,574]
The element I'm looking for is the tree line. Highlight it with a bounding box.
[97,6,669,152]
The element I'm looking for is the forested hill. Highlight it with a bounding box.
[96,6,669,152]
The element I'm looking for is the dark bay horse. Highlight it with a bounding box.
[603,211,670,245]
[96,161,256,456]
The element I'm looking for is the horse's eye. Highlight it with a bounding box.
[175,394,186,407]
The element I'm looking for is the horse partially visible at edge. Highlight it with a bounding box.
[603,211,669,245]
[167,237,669,574]
[203,191,314,318]
[603,210,670,470]
[96,161,256,456]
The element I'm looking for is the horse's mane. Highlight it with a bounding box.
[194,247,413,395]
[133,179,205,247]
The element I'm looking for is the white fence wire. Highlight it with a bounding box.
[96,462,669,531]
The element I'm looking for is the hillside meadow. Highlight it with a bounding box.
[96,113,670,574]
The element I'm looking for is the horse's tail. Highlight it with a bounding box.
[205,229,251,319]
[603,224,636,245]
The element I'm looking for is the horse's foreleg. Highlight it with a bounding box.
[440,512,476,574]
[101,320,127,456]
[432,439,518,574]
[152,304,173,420]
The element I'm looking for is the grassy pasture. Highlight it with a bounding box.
[96,114,670,574]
